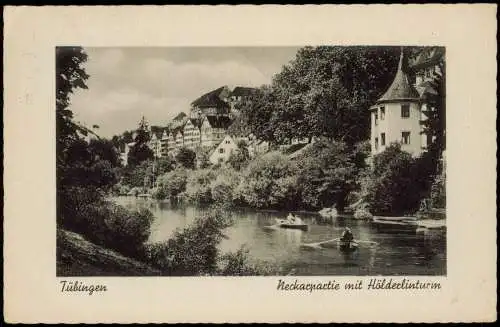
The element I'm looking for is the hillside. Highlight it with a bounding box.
[57,229,161,276]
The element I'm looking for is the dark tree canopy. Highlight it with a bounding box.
[238,46,402,146]
[127,117,154,166]
[176,147,197,169]
[56,47,90,169]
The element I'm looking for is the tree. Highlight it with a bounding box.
[176,147,196,169]
[56,47,90,189]
[237,152,299,209]
[156,156,176,175]
[227,140,251,170]
[127,117,154,166]
[241,46,402,145]
[421,60,446,155]
[237,85,279,143]
[362,143,421,215]
[295,139,359,210]
[88,138,121,167]
[158,168,188,199]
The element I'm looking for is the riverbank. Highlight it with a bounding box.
[57,229,161,276]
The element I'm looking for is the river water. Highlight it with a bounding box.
[114,196,446,276]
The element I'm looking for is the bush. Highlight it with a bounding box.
[217,247,281,276]
[103,205,155,258]
[176,147,196,169]
[295,139,359,211]
[353,207,373,220]
[59,186,155,259]
[362,143,422,215]
[157,168,188,200]
[430,170,446,209]
[144,206,232,275]
[238,152,300,209]
[185,169,217,204]
[210,168,240,204]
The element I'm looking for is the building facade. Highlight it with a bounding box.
[370,48,444,157]
[209,135,238,165]
[183,118,202,150]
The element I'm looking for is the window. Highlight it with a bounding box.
[219,148,224,154]
[375,137,379,150]
[225,140,230,144]
[380,107,385,120]
[381,133,386,146]
[401,104,410,118]
[402,131,411,144]
[374,112,379,125]
[426,134,432,147]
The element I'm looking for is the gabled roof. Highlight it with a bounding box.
[377,50,420,103]
[191,86,230,109]
[231,86,258,97]
[172,112,187,122]
[204,115,232,129]
[188,117,203,129]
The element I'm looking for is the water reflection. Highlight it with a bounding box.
[112,196,446,276]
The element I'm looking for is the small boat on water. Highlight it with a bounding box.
[339,241,359,253]
[275,218,308,231]
[300,238,363,253]
[371,216,418,233]
[137,193,152,198]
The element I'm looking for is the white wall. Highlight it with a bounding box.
[371,101,424,157]
[209,137,238,165]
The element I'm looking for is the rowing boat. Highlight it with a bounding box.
[301,238,371,252]
[275,218,308,231]
[371,216,418,233]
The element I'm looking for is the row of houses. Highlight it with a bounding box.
[120,85,268,166]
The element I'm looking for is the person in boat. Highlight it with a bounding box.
[288,213,304,225]
[340,227,354,247]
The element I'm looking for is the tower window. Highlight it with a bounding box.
[375,137,379,150]
[381,133,386,146]
[426,134,432,147]
[401,104,410,118]
[402,131,411,144]
[219,148,224,154]
[380,107,385,120]
[374,112,379,125]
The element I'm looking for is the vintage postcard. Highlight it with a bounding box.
[3,4,497,323]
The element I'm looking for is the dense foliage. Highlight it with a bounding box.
[238,46,402,145]
[127,116,154,167]
[175,147,197,169]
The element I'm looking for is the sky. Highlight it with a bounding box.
[70,47,301,138]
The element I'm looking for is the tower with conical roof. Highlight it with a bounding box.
[369,48,424,157]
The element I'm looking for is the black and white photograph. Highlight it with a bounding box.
[56,45,447,277]
[4,5,496,324]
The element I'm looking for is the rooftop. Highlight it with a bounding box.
[377,49,420,103]
[205,115,232,129]
[231,86,258,97]
[191,86,231,109]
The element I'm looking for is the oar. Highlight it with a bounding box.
[355,240,378,245]
[301,238,339,250]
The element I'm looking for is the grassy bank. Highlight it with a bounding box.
[57,229,161,276]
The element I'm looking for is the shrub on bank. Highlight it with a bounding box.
[217,247,281,276]
[361,143,422,216]
[185,169,217,204]
[59,186,155,259]
[144,205,232,275]
[156,168,188,200]
[237,152,300,209]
